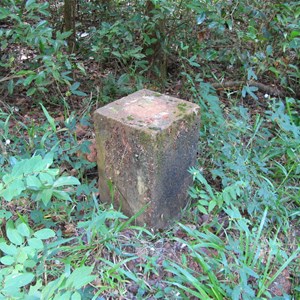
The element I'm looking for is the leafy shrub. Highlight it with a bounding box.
[0,215,96,300]
[0,152,80,206]
[0,105,96,183]
[0,218,56,299]
[188,79,300,224]
[0,0,84,97]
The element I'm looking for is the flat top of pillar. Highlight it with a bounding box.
[95,89,200,132]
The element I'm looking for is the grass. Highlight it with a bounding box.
[0,0,299,298]
[0,89,299,299]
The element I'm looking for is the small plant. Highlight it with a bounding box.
[96,73,135,105]
[164,207,300,299]
[0,152,80,206]
[0,217,55,299]
[0,0,85,98]
[0,215,96,299]
[188,78,300,223]
[77,204,128,244]
[189,167,247,215]
[0,1,299,298]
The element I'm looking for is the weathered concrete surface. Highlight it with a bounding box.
[94,89,200,228]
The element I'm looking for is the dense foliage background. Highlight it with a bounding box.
[0,0,299,299]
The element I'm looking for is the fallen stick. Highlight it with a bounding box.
[211,80,285,97]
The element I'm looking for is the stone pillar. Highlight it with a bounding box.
[94,89,200,228]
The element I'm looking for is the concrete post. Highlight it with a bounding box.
[94,89,200,228]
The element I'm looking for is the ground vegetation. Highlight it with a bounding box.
[0,0,299,299]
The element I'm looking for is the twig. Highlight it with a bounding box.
[0,75,23,83]
[211,80,285,97]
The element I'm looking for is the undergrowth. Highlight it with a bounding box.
[1,80,299,299]
[0,0,299,299]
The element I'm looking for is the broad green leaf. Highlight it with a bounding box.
[40,188,53,206]
[46,168,60,177]
[2,174,14,186]
[223,190,231,204]
[287,148,296,159]
[40,103,56,132]
[188,55,200,67]
[244,85,258,100]
[35,71,46,85]
[247,67,257,80]
[17,223,30,237]
[57,30,72,40]
[41,275,66,299]
[26,175,42,190]
[228,187,237,201]
[27,279,43,296]
[242,86,246,98]
[76,63,86,75]
[112,51,121,58]
[24,259,37,269]
[199,199,209,206]
[53,176,80,187]
[6,220,23,245]
[224,207,242,219]
[0,242,17,255]
[22,245,36,257]
[54,291,72,300]
[25,0,36,9]
[23,157,40,175]
[44,152,54,167]
[208,200,216,212]
[1,178,25,201]
[34,228,55,240]
[268,66,280,76]
[10,158,27,176]
[72,90,87,97]
[52,70,60,81]
[65,266,96,289]
[23,74,36,87]
[0,255,15,265]
[36,20,48,30]
[242,265,259,278]
[197,205,208,215]
[226,19,233,30]
[65,59,72,70]
[16,249,28,264]
[71,291,82,300]
[0,210,12,220]
[27,87,37,96]
[70,82,80,92]
[28,238,44,249]
[52,190,72,201]
[4,272,35,289]
[237,219,250,235]
[39,173,54,185]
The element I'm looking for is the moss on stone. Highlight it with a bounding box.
[149,126,161,131]
[177,103,187,112]
[139,131,153,144]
